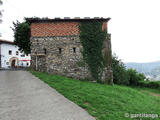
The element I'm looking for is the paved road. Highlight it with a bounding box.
[0,70,95,120]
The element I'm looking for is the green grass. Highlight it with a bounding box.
[133,87,160,95]
[30,71,160,120]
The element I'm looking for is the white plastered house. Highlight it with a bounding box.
[0,39,31,68]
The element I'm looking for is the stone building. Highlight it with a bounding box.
[28,17,113,83]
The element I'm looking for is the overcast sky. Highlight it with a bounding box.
[0,0,160,63]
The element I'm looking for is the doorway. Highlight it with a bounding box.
[11,59,16,67]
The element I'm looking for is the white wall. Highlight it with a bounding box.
[0,43,31,68]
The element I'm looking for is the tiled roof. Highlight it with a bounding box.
[0,39,14,45]
[26,17,111,23]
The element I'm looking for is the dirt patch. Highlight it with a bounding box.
[142,90,160,97]
[151,92,160,97]
[84,102,89,106]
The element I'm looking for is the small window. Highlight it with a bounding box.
[21,54,25,57]
[26,62,29,66]
[73,47,76,53]
[44,48,47,55]
[59,48,62,54]
[16,51,19,55]
[6,62,9,65]
[9,50,12,55]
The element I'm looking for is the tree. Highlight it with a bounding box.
[0,0,3,36]
[127,69,146,86]
[12,20,31,54]
[0,0,2,22]
[111,54,129,85]
[111,54,146,86]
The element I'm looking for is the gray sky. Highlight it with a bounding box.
[0,0,160,63]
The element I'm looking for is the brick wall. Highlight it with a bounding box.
[102,22,108,31]
[31,22,80,37]
[31,22,108,37]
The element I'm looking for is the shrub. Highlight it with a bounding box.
[137,81,148,87]
[111,55,129,85]
[127,69,145,86]
[111,54,146,86]
[138,81,160,89]
[138,73,146,81]
[147,82,160,89]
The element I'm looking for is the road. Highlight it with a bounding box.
[0,70,95,120]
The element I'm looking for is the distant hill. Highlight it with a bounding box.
[125,61,160,79]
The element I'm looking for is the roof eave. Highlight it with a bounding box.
[26,17,111,23]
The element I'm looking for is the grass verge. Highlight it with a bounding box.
[30,71,160,120]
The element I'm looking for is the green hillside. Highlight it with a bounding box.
[31,71,160,120]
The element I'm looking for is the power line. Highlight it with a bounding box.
[5,0,25,18]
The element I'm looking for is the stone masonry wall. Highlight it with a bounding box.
[30,35,91,79]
